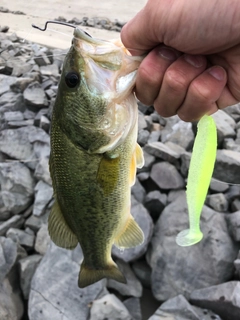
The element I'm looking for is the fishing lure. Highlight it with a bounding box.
[176,115,217,246]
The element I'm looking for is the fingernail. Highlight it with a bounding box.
[208,66,225,81]
[158,46,178,61]
[184,54,204,67]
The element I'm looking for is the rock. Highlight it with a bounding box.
[150,162,185,190]
[167,189,186,203]
[147,195,239,301]
[148,130,161,144]
[18,254,42,299]
[0,162,34,215]
[28,243,105,320]
[180,151,191,177]
[137,129,150,146]
[223,138,240,152]
[211,110,236,143]
[23,82,48,110]
[226,210,240,241]
[131,177,146,203]
[40,64,59,77]
[0,91,24,112]
[234,251,240,278]
[34,157,51,185]
[223,103,240,122]
[210,179,229,193]
[107,259,142,297]
[4,111,24,122]
[190,281,240,320]
[144,141,180,164]
[131,260,152,288]
[33,181,53,216]
[34,53,51,67]
[149,294,221,320]
[206,193,229,212]
[89,293,132,320]
[225,185,240,202]
[161,117,194,150]
[123,297,142,320]
[138,112,148,130]
[0,237,25,320]
[6,56,33,76]
[213,150,240,184]
[6,228,35,250]
[25,209,49,233]
[0,215,24,236]
[232,198,240,212]
[112,196,153,262]
[144,190,167,221]
[34,224,51,255]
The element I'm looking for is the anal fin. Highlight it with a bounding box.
[136,143,144,168]
[48,200,78,249]
[114,215,144,248]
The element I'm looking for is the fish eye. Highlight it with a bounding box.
[65,72,80,88]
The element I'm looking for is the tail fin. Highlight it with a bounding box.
[78,260,126,288]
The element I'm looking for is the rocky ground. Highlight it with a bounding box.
[0,24,240,320]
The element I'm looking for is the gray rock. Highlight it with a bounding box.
[234,251,240,277]
[28,243,105,320]
[147,195,239,301]
[180,151,191,177]
[34,53,51,67]
[138,112,148,131]
[144,142,180,164]
[123,297,142,320]
[40,64,59,77]
[0,237,25,320]
[0,74,18,96]
[23,82,48,110]
[226,210,240,241]
[210,178,229,193]
[33,181,53,216]
[19,254,42,299]
[149,294,222,320]
[34,157,51,185]
[0,162,34,215]
[112,196,153,262]
[107,259,142,297]
[162,117,194,150]
[190,281,240,320]
[89,293,132,320]
[206,193,228,212]
[223,103,240,122]
[34,224,51,255]
[213,150,240,184]
[4,111,24,122]
[25,209,49,233]
[6,228,35,250]
[0,215,24,236]
[137,129,150,146]
[148,130,161,144]
[225,185,240,202]
[144,190,167,221]
[6,56,33,76]
[232,198,240,212]
[223,138,240,152]
[167,189,186,203]
[131,260,152,288]
[150,162,185,190]
[211,110,236,143]
[131,177,146,203]
[0,92,24,113]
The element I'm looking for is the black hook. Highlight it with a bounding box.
[32,20,92,37]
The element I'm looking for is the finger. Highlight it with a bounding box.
[135,45,180,105]
[177,66,227,121]
[154,54,207,117]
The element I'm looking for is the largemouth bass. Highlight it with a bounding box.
[48,27,144,288]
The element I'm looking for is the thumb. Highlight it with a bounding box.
[120,4,161,56]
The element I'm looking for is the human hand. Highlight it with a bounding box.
[121,0,240,121]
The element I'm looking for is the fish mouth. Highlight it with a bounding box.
[73,27,112,46]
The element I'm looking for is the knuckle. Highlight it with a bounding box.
[190,81,213,101]
[164,69,188,93]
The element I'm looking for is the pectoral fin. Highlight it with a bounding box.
[130,143,144,186]
[48,200,78,249]
[97,153,120,196]
[114,215,144,248]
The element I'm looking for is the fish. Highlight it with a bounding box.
[176,115,217,246]
[48,27,145,288]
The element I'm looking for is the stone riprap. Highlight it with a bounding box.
[0,28,239,320]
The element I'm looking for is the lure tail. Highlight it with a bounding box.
[176,115,217,246]
[78,260,126,288]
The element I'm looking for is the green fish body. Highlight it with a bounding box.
[48,29,144,288]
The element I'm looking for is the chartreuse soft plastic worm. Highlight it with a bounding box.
[176,115,217,246]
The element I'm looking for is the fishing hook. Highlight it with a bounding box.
[32,20,92,37]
